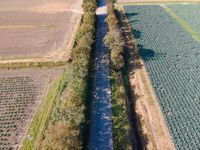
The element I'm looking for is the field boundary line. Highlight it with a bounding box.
[160,4,200,43]
[0,24,56,29]
[0,61,67,69]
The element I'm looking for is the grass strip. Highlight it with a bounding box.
[160,4,200,43]
[0,61,67,70]
[20,70,68,149]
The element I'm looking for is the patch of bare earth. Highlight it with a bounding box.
[0,69,61,149]
[117,8,175,149]
[0,0,83,62]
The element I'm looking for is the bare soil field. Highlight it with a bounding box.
[0,0,82,61]
[118,0,200,3]
[0,68,61,149]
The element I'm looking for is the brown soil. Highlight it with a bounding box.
[0,0,82,61]
[0,69,62,149]
[131,62,175,150]
[117,7,175,150]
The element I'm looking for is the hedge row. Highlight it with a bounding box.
[38,0,97,149]
[0,61,67,70]
[104,1,132,149]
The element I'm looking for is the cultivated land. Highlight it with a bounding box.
[168,4,200,36]
[0,1,83,147]
[0,69,61,149]
[124,3,200,150]
[0,0,82,61]
[0,0,87,149]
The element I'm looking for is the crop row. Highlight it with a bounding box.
[0,76,37,149]
[167,4,200,35]
[125,5,200,150]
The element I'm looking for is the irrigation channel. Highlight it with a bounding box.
[88,0,113,149]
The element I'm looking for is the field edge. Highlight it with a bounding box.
[117,5,175,149]
[19,70,67,149]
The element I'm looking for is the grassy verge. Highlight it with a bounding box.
[0,61,67,70]
[104,1,132,149]
[20,70,68,149]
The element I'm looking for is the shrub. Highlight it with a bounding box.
[105,1,132,149]
[41,122,81,150]
[40,0,96,149]
[82,1,96,12]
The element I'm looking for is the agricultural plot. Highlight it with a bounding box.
[125,5,200,149]
[118,0,200,3]
[0,69,61,149]
[167,4,200,35]
[0,0,82,60]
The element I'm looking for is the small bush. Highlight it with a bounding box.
[41,122,81,150]
[82,1,96,12]
[105,1,132,149]
[40,0,96,149]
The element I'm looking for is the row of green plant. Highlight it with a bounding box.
[36,0,97,149]
[104,1,132,149]
[0,60,67,70]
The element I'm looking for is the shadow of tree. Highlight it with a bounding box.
[116,9,158,150]
[137,44,155,61]
[125,12,156,62]
[125,12,139,17]
[125,12,139,25]
[132,29,141,39]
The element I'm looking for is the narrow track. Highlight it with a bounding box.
[88,0,113,149]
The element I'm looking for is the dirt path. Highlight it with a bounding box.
[88,0,113,149]
[133,62,175,150]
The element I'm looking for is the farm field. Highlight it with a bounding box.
[118,0,200,3]
[124,4,200,149]
[167,4,200,36]
[0,69,61,149]
[0,0,82,60]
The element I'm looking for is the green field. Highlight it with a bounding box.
[125,4,200,149]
